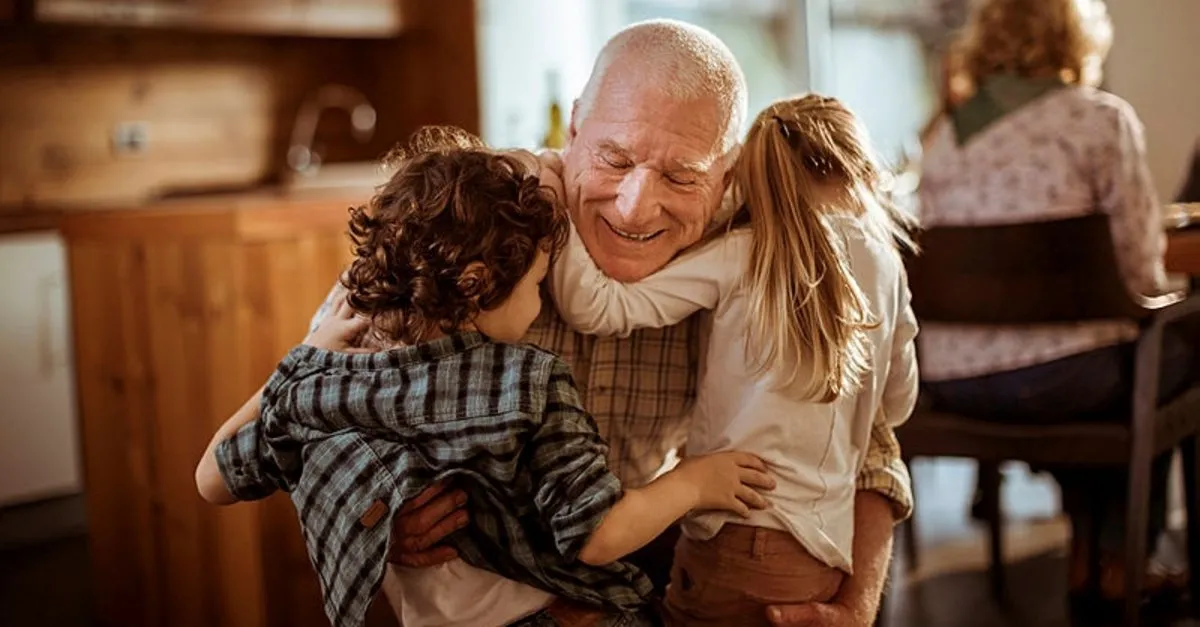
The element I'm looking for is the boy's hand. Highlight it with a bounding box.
[673,451,775,517]
[388,481,470,567]
[303,295,372,353]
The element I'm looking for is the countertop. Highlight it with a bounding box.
[1,185,375,240]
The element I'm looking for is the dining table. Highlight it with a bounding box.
[1167,227,1200,276]
[1166,204,1200,278]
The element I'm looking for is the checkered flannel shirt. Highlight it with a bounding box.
[309,284,914,520]
[215,333,655,627]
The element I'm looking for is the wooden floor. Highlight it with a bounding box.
[1,460,1197,626]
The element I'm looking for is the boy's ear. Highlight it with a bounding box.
[457,261,491,305]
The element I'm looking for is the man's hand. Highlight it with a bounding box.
[388,481,471,567]
[765,491,896,627]
[767,601,869,627]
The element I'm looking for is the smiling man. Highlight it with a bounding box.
[390,20,913,627]
[199,19,912,627]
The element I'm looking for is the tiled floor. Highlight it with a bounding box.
[1,460,1197,626]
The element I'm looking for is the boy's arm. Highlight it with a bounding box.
[195,386,265,504]
[550,225,746,338]
[195,280,361,504]
[198,407,286,505]
[532,359,772,566]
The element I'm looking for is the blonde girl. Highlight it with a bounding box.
[551,94,920,626]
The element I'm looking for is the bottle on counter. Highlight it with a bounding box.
[541,70,566,150]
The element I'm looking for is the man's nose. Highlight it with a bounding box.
[614,168,662,225]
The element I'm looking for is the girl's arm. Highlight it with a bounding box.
[532,358,773,566]
[550,225,749,337]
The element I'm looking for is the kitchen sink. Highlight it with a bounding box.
[280,161,390,195]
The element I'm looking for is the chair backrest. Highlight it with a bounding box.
[906,215,1150,324]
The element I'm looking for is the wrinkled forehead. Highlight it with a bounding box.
[585,88,729,168]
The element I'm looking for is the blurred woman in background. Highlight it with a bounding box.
[917,0,1199,604]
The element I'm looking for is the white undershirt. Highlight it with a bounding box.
[550,215,919,570]
[378,559,554,627]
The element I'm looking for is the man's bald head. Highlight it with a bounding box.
[576,19,748,153]
[561,20,746,283]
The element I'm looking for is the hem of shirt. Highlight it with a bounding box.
[918,333,1134,382]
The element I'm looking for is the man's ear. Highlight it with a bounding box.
[568,99,580,140]
[721,142,743,187]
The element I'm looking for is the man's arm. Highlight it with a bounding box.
[768,490,897,626]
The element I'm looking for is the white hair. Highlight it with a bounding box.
[576,19,748,153]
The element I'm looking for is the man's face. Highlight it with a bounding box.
[560,75,730,282]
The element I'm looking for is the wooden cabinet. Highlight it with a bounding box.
[35,0,405,37]
[0,0,16,20]
[60,192,396,627]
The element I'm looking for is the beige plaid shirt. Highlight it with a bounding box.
[312,284,913,519]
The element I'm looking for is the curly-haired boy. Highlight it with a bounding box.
[195,127,773,627]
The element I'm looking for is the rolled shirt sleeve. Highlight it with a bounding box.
[529,358,625,560]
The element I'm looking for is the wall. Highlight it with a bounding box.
[1105,0,1200,200]
[474,0,609,148]
[827,23,934,163]
[475,0,816,149]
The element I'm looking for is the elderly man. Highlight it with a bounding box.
[203,19,910,627]
[389,20,909,627]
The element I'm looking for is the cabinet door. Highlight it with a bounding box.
[0,232,82,506]
[1,0,15,21]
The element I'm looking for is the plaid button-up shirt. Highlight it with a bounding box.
[216,333,655,627]
[311,284,914,520]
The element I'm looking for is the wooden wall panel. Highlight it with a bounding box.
[0,27,372,208]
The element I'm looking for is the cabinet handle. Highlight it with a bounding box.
[37,273,66,378]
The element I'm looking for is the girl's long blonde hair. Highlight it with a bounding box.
[735,94,915,403]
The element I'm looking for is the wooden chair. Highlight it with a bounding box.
[896,215,1200,626]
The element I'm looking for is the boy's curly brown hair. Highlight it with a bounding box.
[341,126,568,344]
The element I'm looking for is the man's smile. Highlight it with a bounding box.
[602,217,666,242]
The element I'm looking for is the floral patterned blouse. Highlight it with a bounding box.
[917,85,1168,381]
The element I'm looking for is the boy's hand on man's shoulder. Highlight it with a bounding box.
[303,294,372,353]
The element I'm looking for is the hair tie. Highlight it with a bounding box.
[772,115,791,140]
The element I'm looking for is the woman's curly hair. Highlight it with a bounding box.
[958,0,1113,88]
[341,126,568,344]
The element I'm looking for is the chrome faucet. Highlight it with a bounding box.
[287,84,377,176]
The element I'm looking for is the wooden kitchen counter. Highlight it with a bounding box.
[58,189,395,627]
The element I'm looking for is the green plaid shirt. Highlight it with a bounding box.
[216,333,655,627]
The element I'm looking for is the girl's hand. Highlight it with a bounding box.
[673,451,775,517]
[303,295,372,353]
[505,149,567,209]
